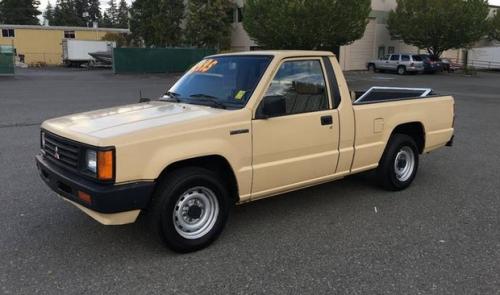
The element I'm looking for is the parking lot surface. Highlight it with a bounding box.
[1,68,499,294]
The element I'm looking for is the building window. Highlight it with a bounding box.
[237,7,243,22]
[2,29,15,38]
[64,31,75,39]
[378,46,385,59]
[388,46,395,54]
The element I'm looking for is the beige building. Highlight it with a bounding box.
[230,0,466,70]
[0,25,129,65]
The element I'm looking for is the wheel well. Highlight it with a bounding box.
[157,155,239,203]
[391,122,425,153]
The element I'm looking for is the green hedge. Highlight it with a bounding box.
[113,48,217,74]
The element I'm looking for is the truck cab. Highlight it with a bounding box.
[36,51,454,252]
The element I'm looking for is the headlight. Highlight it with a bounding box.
[86,150,97,174]
[85,149,114,181]
[41,131,45,149]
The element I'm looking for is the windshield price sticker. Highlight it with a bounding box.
[192,59,218,73]
[235,90,246,100]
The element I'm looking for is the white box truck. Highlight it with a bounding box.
[468,46,500,70]
[62,40,116,67]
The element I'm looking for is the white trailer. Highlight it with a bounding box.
[62,40,116,67]
[467,46,500,70]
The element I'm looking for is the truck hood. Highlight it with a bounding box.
[42,101,225,140]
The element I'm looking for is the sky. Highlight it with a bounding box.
[39,0,134,10]
[38,0,500,11]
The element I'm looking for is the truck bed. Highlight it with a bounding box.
[349,94,454,173]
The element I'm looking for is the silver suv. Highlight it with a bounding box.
[368,54,424,75]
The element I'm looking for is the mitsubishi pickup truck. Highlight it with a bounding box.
[36,51,455,252]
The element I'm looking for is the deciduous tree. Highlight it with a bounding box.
[243,0,371,51]
[387,0,490,58]
[490,10,500,41]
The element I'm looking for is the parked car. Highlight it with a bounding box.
[36,51,455,252]
[419,54,443,73]
[440,58,462,72]
[368,53,424,75]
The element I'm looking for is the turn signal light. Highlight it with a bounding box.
[97,150,114,181]
[78,191,92,205]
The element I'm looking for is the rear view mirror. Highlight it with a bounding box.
[258,95,286,119]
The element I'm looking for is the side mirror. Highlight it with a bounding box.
[258,95,286,119]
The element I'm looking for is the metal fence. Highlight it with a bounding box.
[112,48,217,74]
[468,59,500,70]
[0,45,15,75]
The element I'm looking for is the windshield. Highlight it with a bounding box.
[163,55,273,109]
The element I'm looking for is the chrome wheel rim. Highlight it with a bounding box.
[173,186,219,240]
[394,146,415,182]
[398,67,405,74]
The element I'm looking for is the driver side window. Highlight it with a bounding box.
[264,60,328,116]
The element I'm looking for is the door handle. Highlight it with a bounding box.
[321,115,333,126]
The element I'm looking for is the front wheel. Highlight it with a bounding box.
[377,134,419,191]
[397,66,406,75]
[149,167,231,253]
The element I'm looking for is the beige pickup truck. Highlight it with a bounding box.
[36,51,454,252]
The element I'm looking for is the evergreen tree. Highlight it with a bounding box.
[52,0,82,26]
[105,0,118,25]
[74,0,89,23]
[87,0,102,24]
[0,0,41,25]
[185,0,233,49]
[129,0,185,47]
[101,12,113,27]
[44,2,55,25]
[116,0,129,28]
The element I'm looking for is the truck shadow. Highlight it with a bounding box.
[116,171,382,253]
[36,171,385,258]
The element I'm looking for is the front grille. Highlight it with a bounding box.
[43,132,80,169]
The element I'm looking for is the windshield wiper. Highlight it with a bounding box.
[189,94,227,109]
[162,91,182,102]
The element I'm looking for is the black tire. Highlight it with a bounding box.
[149,167,231,253]
[368,64,376,72]
[377,134,419,191]
[397,66,406,75]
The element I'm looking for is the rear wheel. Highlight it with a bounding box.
[397,66,406,75]
[149,167,231,253]
[377,134,419,191]
[368,64,376,72]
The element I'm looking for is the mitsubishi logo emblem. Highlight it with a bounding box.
[54,146,60,160]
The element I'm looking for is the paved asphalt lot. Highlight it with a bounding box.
[1,68,499,294]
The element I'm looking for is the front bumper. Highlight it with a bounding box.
[446,135,454,147]
[36,154,155,214]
